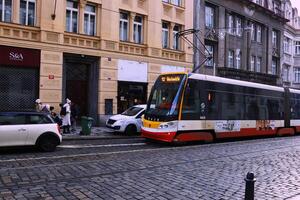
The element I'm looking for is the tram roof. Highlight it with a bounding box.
[189,73,287,92]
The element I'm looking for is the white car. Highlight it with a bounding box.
[0,112,62,152]
[106,105,146,134]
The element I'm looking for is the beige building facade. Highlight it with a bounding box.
[0,0,193,124]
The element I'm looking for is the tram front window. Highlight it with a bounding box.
[145,74,186,121]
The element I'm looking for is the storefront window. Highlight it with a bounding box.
[20,0,35,26]
[0,0,12,22]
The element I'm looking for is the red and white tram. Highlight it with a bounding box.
[142,72,300,143]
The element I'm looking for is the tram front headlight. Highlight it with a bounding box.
[158,121,177,129]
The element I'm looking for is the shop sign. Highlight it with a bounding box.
[0,46,40,67]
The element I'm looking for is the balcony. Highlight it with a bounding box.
[217,67,278,85]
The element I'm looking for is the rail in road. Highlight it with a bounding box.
[1,136,300,199]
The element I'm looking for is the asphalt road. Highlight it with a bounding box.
[1,135,300,199]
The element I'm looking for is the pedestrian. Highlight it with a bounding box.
[50,106,61,125]
[71,102,80,132]
[61,98,71,134]
[35,99,50,113]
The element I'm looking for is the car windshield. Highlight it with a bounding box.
[122,107,143,116]
[145,74,187,121]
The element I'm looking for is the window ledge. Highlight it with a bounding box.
[119,40,147,47]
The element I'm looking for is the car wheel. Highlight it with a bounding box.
[38,135,58,152]
[124,125,137,135]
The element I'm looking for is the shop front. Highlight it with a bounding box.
[117,60,148,113]
[0,46,40,111]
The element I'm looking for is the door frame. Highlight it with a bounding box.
[63,53,99,124]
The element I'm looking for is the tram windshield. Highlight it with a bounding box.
[144,74,187,122]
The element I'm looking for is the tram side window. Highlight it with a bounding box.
[267,98,283,120]
[220,92,244,120]
[207,90,220,120]
[245,95,259,120]
[291,98,300,119]
[181,80,201,120]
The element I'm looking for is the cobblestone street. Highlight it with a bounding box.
[1,136,300,199]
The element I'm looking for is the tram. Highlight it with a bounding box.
[141,72,300,143]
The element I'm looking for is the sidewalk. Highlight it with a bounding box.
[62,126,141,140]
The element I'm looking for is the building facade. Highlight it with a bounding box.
[0,0,193,124]
[282,0,300,89]
[199,0,288,85]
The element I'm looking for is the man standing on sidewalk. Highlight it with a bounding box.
[62,98,71,134]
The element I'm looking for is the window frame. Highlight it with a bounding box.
[256,57,262,73]
[205,44,214,67]
[295,67,300,83]
[84,4,96,36]
[205,5,214,28]
[66,0,79,33]
[0,0,12,22]
[133,15,143,44]
[251,55,255,72]
[162,21,169,48]
[119,12,129,41]
[236,17,242,37]
[20,0,36,26]
[271,57,277,75]
[228,50,234,68]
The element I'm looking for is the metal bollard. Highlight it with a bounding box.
[244,172,256,200]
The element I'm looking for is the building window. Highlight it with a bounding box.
[228,14,234,35]
[173,24,180,50]
[256,25,262,43]
[236,17,242,36]
[133,15,143,44]
[255,0,263,6]
[84,4,96,36]
[205,6,214,28]
[172,0,181,6]
[120,12,129,41]
[284,37,291,54]
[295,41,300,55]
[20,0,35,26]
[162,22,169,48]
[66,0,78,33]
[228,50,234,68]
[295,68,300,83]
[256,57,261,73]
[251,56,255,71]
[272,30,278,48]
[0,0,12,22]
[271,57,277,75]
[162,0,181,6]
[205,45,214,66]
[282,66,289,82]
[250,22,255,41]
[236,50,241,69]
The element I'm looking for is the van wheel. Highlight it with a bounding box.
[38,135,58,152]
[124,125,137,135]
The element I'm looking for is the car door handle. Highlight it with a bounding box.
[18,128,26,132]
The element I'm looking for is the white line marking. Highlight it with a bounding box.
[0,145,196,163]
[59,143,146,149]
